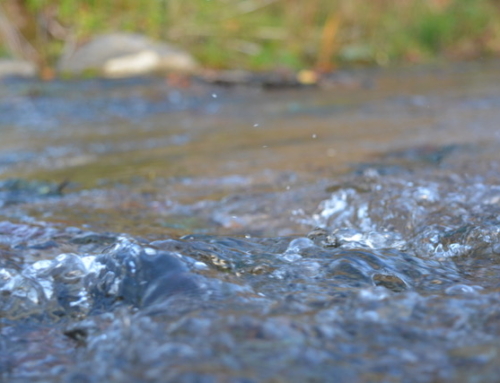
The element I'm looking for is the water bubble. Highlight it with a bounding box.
[300,261,321,277]
[285,237,315,254]
[358,287,391,301]
[355,310,380,322]
[211,93,217,98]
[445,284,483,295]
[281,253,302,262]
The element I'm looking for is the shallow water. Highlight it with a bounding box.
[2,62,500,382]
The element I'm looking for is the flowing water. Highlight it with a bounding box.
[1,61,500,382]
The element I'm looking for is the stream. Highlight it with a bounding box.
[1,61,500,382]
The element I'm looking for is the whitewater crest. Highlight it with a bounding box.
[299,169,500,260]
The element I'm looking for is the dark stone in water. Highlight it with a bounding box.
[0,178,67,206]
[352,144,472,176]
[63,327,88,347]
[372,273,407,292]
[92,247,198,310]
[27,239,59,250]
[70,232,117,245]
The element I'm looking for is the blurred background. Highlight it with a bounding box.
[1,0,500,76]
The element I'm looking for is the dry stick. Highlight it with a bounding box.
[316,12,341,72]
[0,4,39,64]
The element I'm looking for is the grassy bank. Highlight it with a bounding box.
[2,0,500,71]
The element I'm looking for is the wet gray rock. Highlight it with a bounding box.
[57,33,198,78]
[0,58,37,78]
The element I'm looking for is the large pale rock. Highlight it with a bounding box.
[0,58,37,78]
[57,33,198,77]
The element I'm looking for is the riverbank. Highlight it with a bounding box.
[1,0,500,75]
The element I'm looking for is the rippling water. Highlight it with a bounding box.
[1,63,500,382]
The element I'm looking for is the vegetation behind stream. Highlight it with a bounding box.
[2,0,500,72]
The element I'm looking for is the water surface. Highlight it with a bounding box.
[1,62,500,382]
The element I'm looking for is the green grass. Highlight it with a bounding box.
[2,0,500,71]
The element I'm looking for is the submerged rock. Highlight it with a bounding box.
[57,33,199,78]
